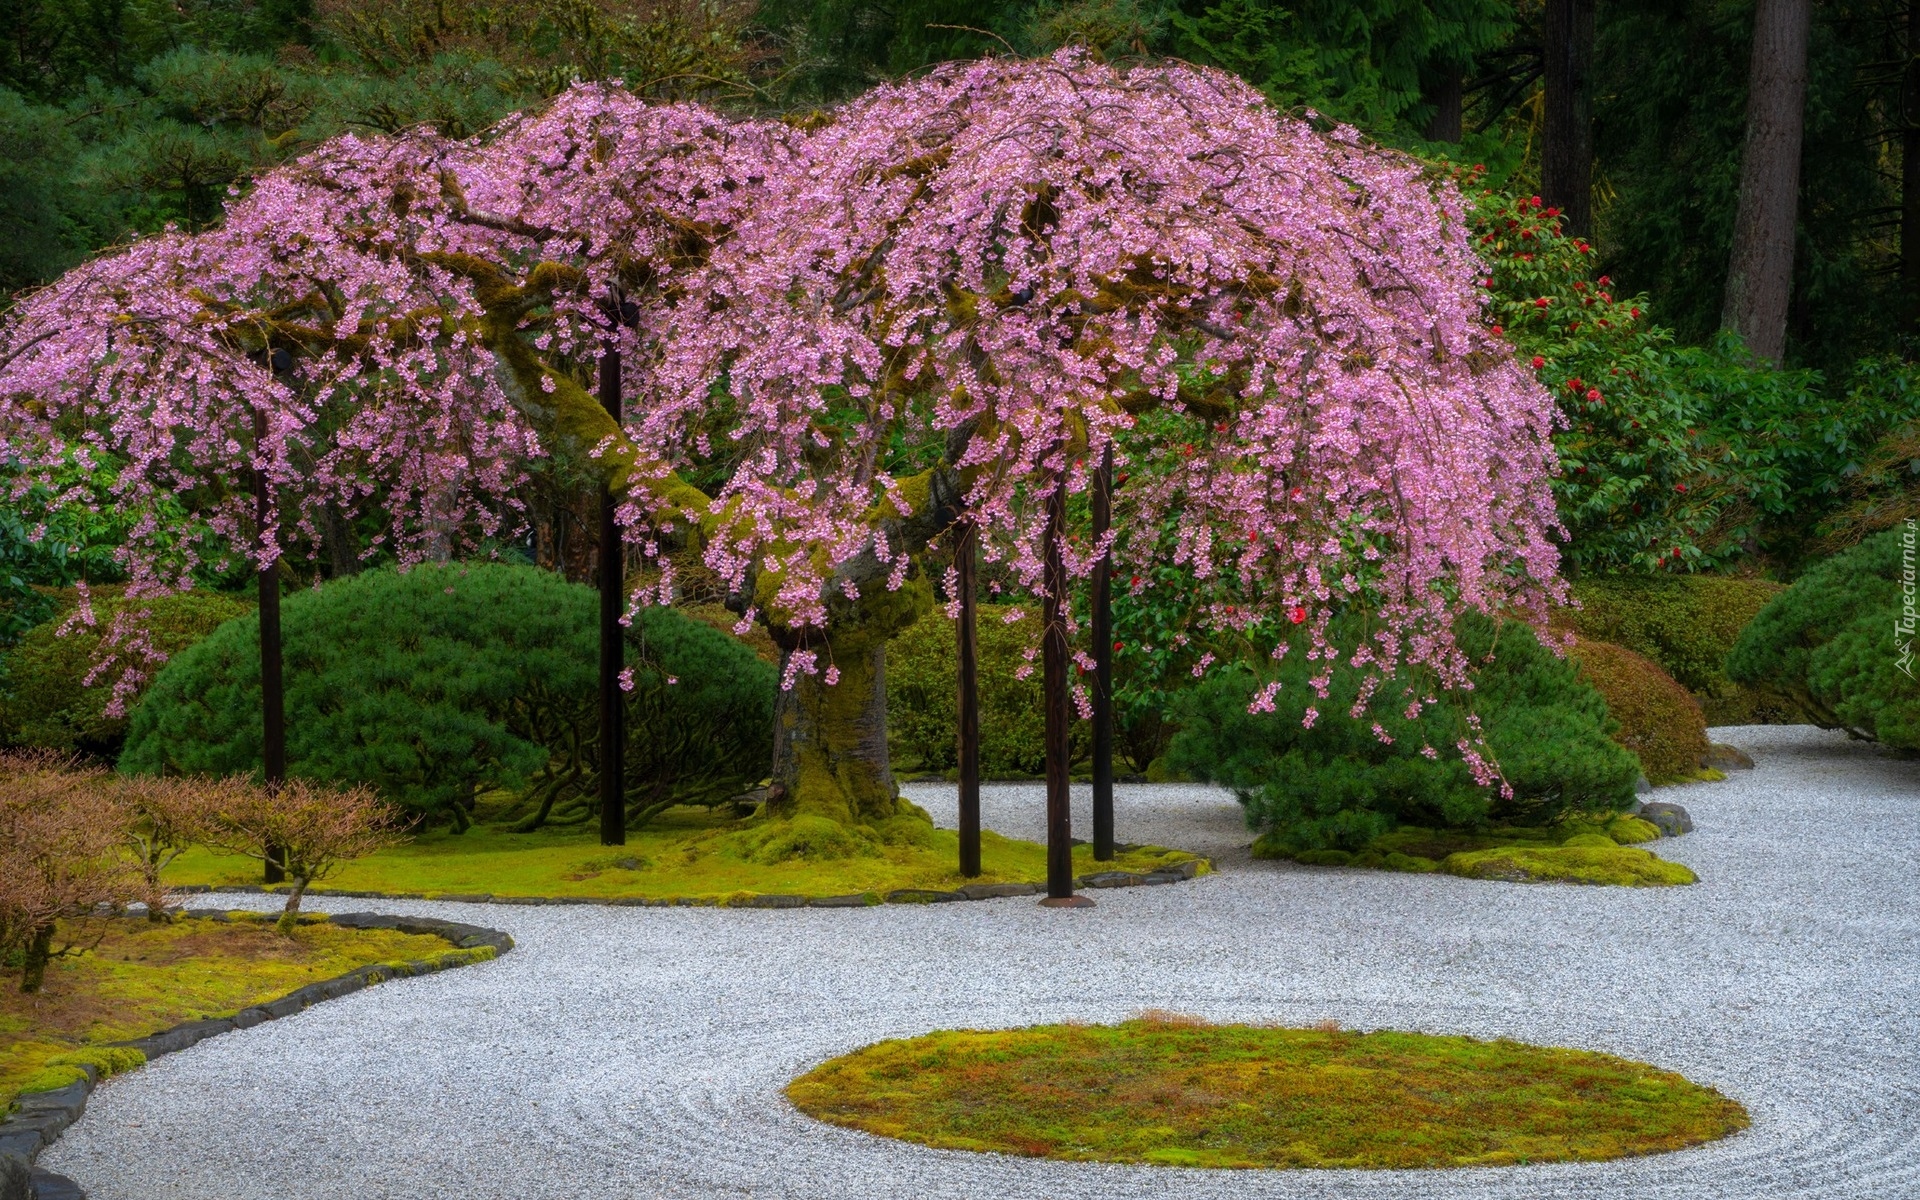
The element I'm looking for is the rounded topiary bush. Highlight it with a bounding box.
[1165,617,1640,853]
[886,602,1085,777]
[120,563,776,828]
[1565,575,1790,724]
[1568,637,1710,784]
[0,588,251,758]
[1728,530,1919,748]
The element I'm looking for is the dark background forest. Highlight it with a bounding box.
[4,0,1916,583]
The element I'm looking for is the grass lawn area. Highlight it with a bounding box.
[2,916,458,1109]
[787,1015,1750,1169]
[162,805,1205,902]
[1260,815,1698,886]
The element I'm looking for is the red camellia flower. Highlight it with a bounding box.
[1585,388,1600,402]
[1675,483,1687,493]
[1113,641,1123,652]
[1530,355,1544,369]
[1631,307,1641,318]
[1490,325,1503,336]
[1534,297,1549,308]
[1288,606,1308,624]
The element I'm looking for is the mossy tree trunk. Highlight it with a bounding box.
[19,922,54,994]
[767,579,931,826]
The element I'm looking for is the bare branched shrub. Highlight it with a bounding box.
[109,775,249,920]
[0,753,139,992]
[203,781,405,932]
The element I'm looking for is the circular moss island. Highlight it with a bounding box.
[785,1016,1749,1169]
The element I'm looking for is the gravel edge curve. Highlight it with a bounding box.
[0,910,515,1200]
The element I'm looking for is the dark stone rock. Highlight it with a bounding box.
[1141,872,1182,885]
[1704,743,1755,771]
[1640,801,1694,837]
[231,1007,268,1029]
[0,1134,40,1161]
[809,894,877,908]
[0,1115,66,1146]
[885,889,966,904]
[434,894,494,904]
[1635,775,1654,796]
[738,894,807,909]
[1078,871,1145,888]
[0,1153,30,1200]
[29,1168,86,1200]
[12,1084,87,1120]
[957,883,1042,900]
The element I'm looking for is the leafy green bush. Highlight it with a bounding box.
[1728,530,1920,749]
[1165,617,1639,852]
[1567,638,1707,784]
[886,602,1085,777]
[0,589,251,758]
[120,563,776,828]
[1563,575,1789,724]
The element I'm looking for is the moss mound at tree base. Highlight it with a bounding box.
[787,1016,1748,1169]
[162,805,1203,903]
[1254,818,1696,886]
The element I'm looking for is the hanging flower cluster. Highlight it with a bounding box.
[0,51,1565,717]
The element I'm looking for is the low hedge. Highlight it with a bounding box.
[1164,616,1639,853]
[0,588,252,759]
[1728,530,1918,748]
[1564,575,1791,724]
[1568,637,1711,784]
[886,602,1089,777]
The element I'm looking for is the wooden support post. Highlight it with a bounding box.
[1091,446,1114,862]
[598,336,626,848]
[956,519,981,878]
[1040,469,1091,908]
[253,406,285,884]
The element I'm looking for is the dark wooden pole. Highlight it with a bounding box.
[1090,447,1115,862]
[955,519,981,877]
[1040,469,1090,908]
[598,335,626,848]
[253,406,285,884]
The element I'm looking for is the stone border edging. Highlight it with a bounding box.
[0,910,514,1200]
[171,855,1210,910]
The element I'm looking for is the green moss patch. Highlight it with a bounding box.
[1256,817,1694,886]
[162,805,1202,903]
[786,1017,1748,1169]
[2,917,454,1110]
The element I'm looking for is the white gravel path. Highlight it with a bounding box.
[42,724,1920,1199]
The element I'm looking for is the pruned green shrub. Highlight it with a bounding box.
[1165,617,1639,853]
[1563,575,1790,724]
[0,589,251,759]
[119,563,776,828]
[1728,530,1920,749]
[1568,638,1709,784]
[886,602,1085,777]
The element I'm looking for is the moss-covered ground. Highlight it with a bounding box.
[1,916,456,1109]
[1255,815,1697,886]
[161,803,1203,903]
[787,1016,1749,1169]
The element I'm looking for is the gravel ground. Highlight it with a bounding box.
[43,725,1920,1200]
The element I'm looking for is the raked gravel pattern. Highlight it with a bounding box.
[44,725,1920,1200]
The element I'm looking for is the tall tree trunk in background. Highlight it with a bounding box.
[1542,0,1595,238]
[1903,2,1920,326]
[1425,71,1464,142]
[1722,0,1811,364]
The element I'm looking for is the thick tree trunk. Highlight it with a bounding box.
[1904,5,1920,326]
[1722,0,1811,364]
[767,580,930,826]
[276,876,309,934]
[1542,0,1595,239]
[1425,71,1464,143]
[19,923,54,993]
